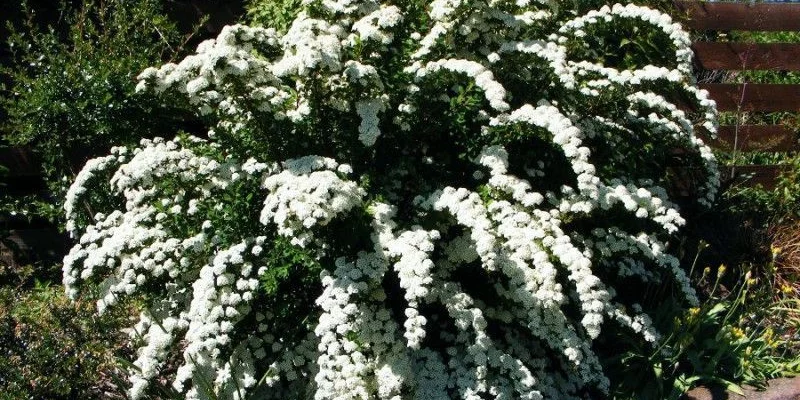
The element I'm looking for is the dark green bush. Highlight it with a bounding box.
[0,0,199,224]
[0,2,203,397]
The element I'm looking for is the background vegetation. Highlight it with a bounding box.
[0,0,216,397]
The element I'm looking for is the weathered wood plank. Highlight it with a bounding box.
[2,227,68,262]
[693,42,800,71]
[698,84,800,112]
[0,214,55,230]
[675,1,800,31]
[720,164,786,189]
[0,146,40,177]
[700,125,798,152]
[0,146,45,195]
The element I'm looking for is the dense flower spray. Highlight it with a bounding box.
[64,1,718,398]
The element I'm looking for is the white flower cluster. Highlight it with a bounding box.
[66,0,720,399]
[411,59,510,112]
[260,156,364,247]
[350,5,403,45]
[62,137,280,399]
[136,25,287,124]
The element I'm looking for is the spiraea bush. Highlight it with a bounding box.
[63,1,720,399]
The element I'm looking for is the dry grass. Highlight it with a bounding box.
[768,220,800,299]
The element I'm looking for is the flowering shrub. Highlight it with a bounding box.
[63,1,720,399]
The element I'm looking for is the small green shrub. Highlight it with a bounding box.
[0,277,133,400]
[0,0,198,224]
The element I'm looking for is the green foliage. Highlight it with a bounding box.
[714,154,800,232]
[679,152,800,394]
[246,0,303,32]
[607,260,800,399]
[0,266,132,400]
[0,2,201,390]
[688,23,800,393]
[260,236,321,295]
[0,0,197,223]
[564,13,677,71]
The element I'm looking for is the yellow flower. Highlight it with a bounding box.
[717,264,727,277]
[744,271,757,286]
[764,328,778,347]
[781,284,794,294]
[686,307,700,322]
[731,327,745,339]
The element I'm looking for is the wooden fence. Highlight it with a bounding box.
[675,0,800,188]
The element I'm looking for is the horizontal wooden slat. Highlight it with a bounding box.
[721,164,787,189]
[699,83,800,112]
[0,214,56,230]
[675,1,800,31]
[693,42,800,71]
[701,125,798,152]
[0,146,40,177]
[2,227,68,261]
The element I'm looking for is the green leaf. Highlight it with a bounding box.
[726,381,745,396]
[707,303,727,317]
